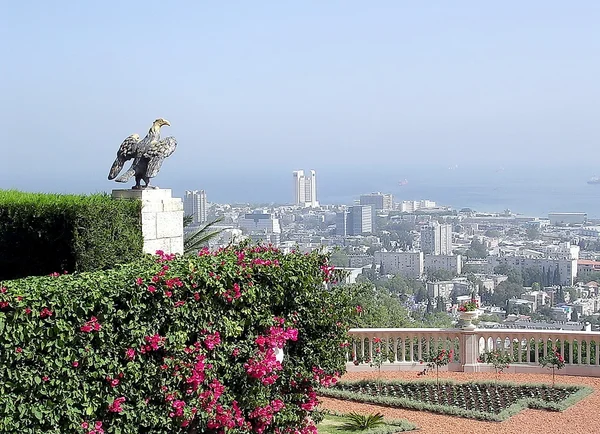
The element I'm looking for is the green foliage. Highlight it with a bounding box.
[466,239,487,259]
[351,284,412,328]
[540,347,566,387]
[0,245,356,433]
[329,250,350,268]
[341,412,385,431]
[478,350,512,384]
[317,412,415,434]
[426,269,456,282]
[0,190,142,280]
[183,216,224,255]
[320,379,592,422]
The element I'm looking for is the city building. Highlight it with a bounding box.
[336,206,372,236]
[548,212,587,226]
[577,259,600,280]
[374,251,424,279]
[424,254,462,275]
[420,222,452,255]
[184,190,208,224]
[486,256,577,286]
[399,200,437,213]
[239,210,281,245]
[427,278,473,300]
[359,192,393,211]
[292,170,318,207]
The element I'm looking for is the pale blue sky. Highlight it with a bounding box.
[1,1,599,195]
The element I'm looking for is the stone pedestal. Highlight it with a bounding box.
[112,189,184,255]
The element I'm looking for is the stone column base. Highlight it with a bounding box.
[112,189,184,255]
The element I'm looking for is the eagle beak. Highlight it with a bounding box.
[163,120,171,127]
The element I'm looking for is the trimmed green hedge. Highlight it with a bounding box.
[0,190,142,280]
[0,246,355,433]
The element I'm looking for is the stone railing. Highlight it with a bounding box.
[347,327,600,377]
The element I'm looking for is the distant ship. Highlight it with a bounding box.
[588,177,600,185]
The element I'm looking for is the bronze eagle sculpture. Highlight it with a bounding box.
[108,118,177,189]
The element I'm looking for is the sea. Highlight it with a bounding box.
[166,163,600,219]
[4,163,600,219]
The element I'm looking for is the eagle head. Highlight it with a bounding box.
[153,118,171,128]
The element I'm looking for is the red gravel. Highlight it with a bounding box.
[319,371,600,434]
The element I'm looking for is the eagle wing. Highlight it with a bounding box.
[108,134,141,180]
[143,136,177,179]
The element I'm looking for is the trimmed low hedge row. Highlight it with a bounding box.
[0,190,142,280]
[0,245,356,433]
[319,379,593,421]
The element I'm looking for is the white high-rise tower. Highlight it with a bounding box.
[184,190,208,224]
[293,170,318,207]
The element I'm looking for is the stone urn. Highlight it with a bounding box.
[459,311,478,330]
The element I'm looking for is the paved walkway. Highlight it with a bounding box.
[319,371,600,434]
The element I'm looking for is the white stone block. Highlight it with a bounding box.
[112,188,183,256]
[156,211,184,238]
[141,212,157,240]
[143,238,171,255]
[162,199,183,212]
[141,201,164,213]
[170,236,184,255]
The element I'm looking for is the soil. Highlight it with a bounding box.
[318,371,600,434]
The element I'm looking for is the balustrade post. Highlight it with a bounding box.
[460,329,480,373]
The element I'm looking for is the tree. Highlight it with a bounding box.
[466,239,487,259]
[571,310,579,322]
[350,284,412,328]
[329,250,349,268]
[491,281,525,307]
[426,268,456,282]
[493,265,523,285]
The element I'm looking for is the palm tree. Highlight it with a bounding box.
[183,215,224,255]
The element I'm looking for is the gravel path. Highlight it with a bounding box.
[319,371,600,434]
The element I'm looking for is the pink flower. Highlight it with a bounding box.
[135,278,143,286]
[15,347,22,353]
[72,361,79,367]
[81,422,89,429]
[40,308,53,318]
[125,348,136,360]
[108,396,126,413]
[147,285,156,293]
[42,376,49,382]
[24,307,32,315]
[356,305,363,313]
[80,317,101,333]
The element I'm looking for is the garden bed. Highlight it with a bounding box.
[319,379,592,421]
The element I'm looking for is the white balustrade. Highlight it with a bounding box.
[347,328,600,377]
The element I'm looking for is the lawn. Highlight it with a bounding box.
[317,413,416,433]
[319,379,592,421]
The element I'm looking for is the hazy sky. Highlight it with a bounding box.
[1,1,599,195]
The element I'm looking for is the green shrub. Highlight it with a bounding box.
[341,412,385,430]
[0,190,142,280]
[0,245,356,433]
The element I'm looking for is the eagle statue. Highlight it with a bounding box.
[108,118,177,189]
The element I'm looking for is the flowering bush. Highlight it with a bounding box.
[0,244,356,433]
[478,350,512,384]
[539,347,566,387]
[418,347,454,388]
[458,300,478,312]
